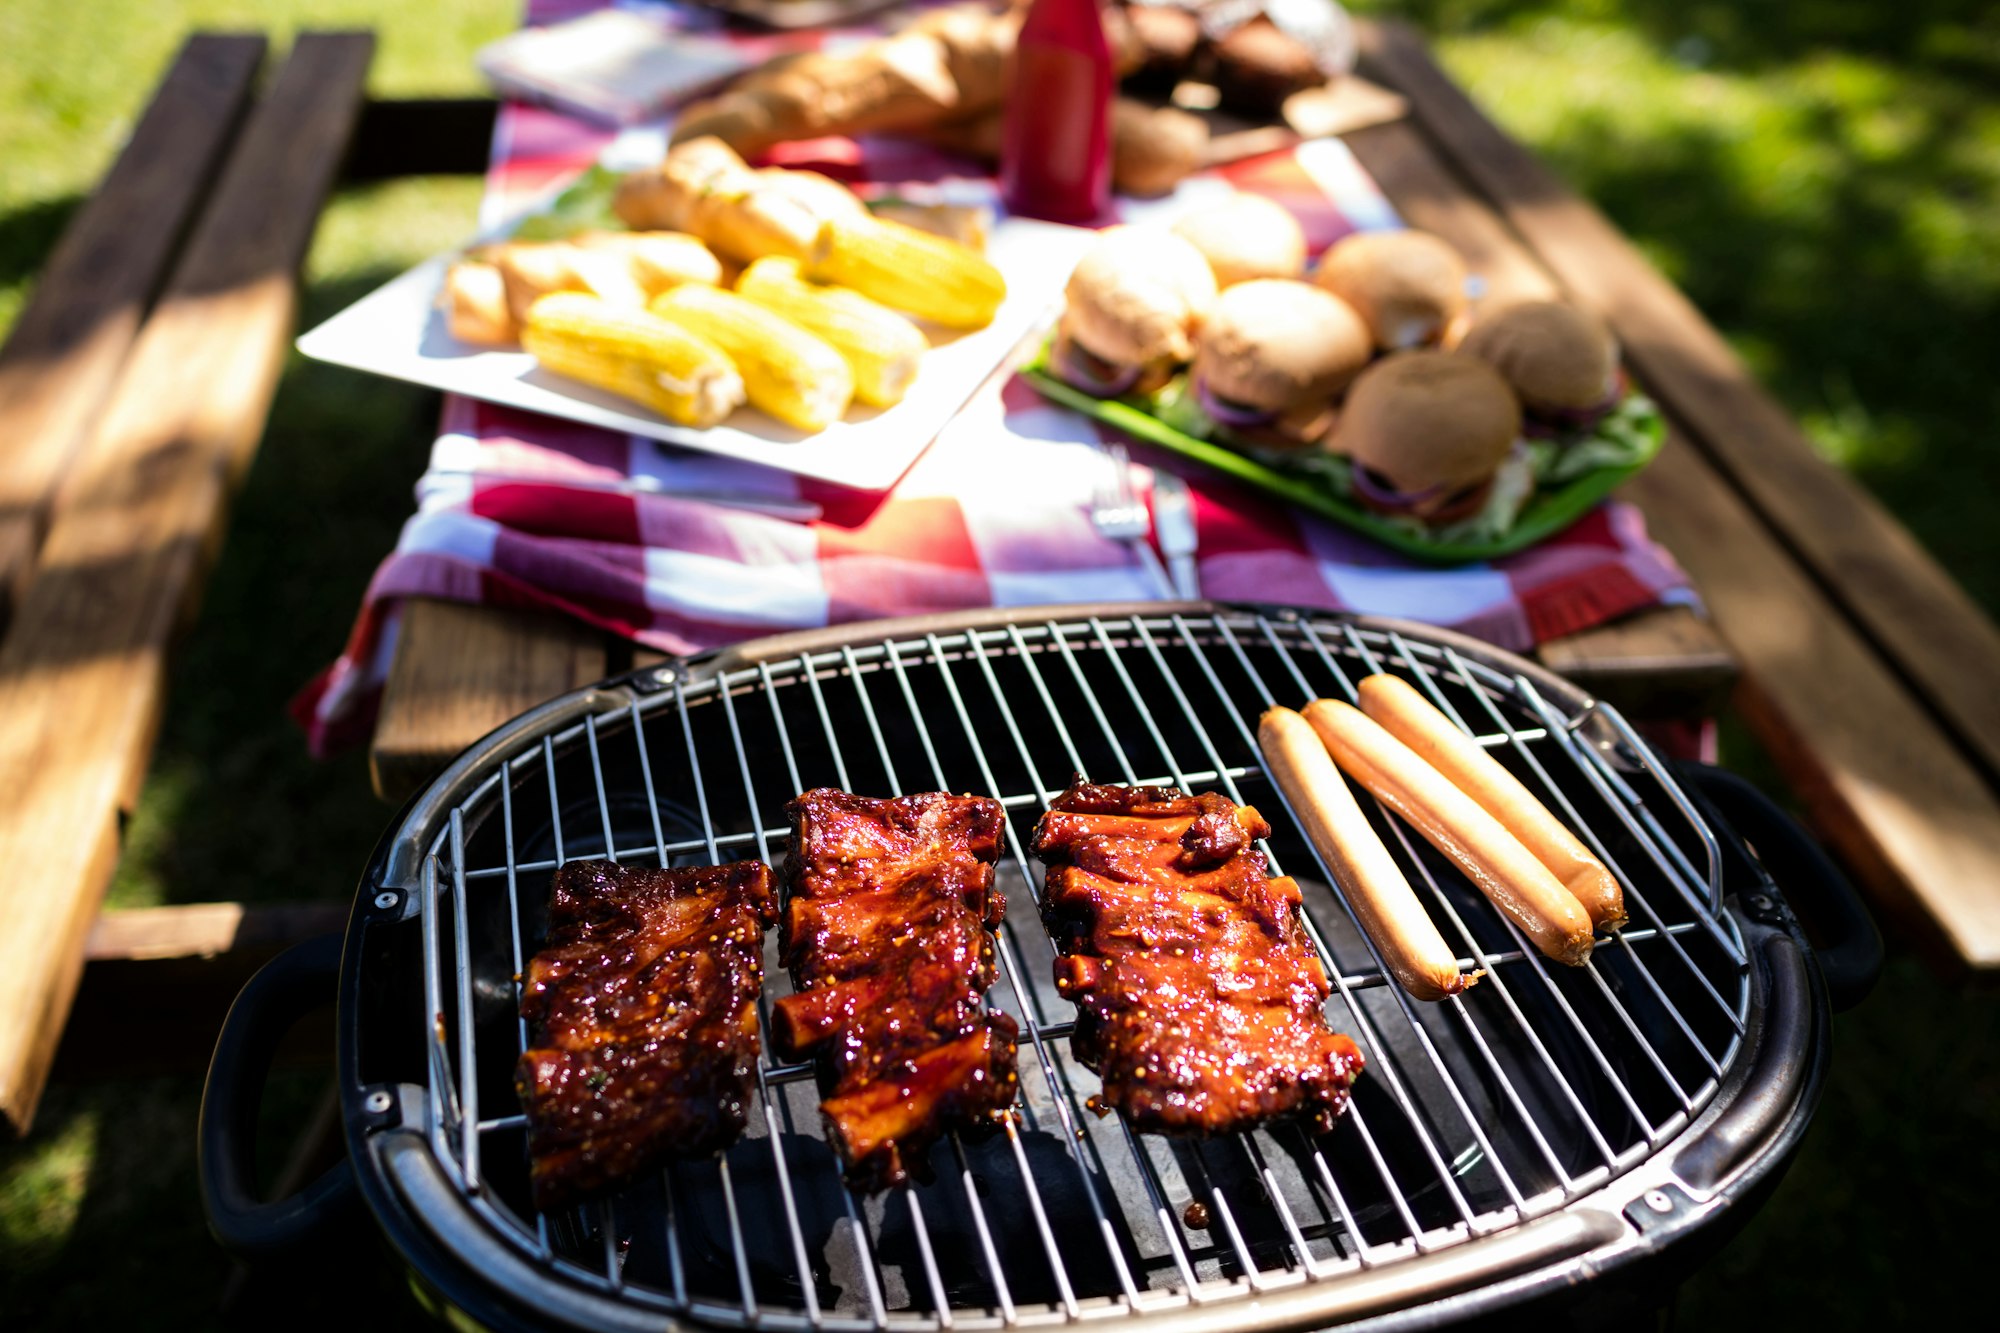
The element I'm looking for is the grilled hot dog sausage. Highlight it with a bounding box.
[1303,699,1595,967]
[1259,707,1477,1001]
[1357,674,1627,932]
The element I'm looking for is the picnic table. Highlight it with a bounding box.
[3,16,1999,1138]
[359,22,2000,975]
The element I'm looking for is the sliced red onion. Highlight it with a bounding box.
[1194,375,1278,428]
[1351,464,1449,511]
[1055,340,1141,398]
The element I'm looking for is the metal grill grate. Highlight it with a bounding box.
[410,610,1750,1331]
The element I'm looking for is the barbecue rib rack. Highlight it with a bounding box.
[336,605,1828,1333]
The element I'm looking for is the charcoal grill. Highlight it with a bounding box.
[200,604,1880,1330]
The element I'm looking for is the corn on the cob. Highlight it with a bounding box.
[735,258,927,408]
[804,216,1006,330]
[870,201,990,253]
[648,285,854,432]
[522,293,745,429]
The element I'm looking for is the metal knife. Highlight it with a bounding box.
[1152,471,1200,600]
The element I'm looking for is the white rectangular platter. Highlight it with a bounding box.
[296,215,1093,493]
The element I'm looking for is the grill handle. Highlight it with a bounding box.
[199,933,359,1262]
[1679,763,1884,1010]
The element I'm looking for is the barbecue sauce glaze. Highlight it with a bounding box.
[1033,779,1364,1135]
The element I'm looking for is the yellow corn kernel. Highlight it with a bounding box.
[735,257,927,408]
[804,215,1006,330]
[522,293,744,428]
[648,284,854,432]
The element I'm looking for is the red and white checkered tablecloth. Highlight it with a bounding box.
[295,0,1694,756]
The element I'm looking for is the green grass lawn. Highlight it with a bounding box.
[2,0,1997,1325]
[1407,0,2000,611]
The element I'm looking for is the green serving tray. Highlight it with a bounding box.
[1019,351,1665,565]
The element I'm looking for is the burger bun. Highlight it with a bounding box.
[1314,230,1470,351]
[1194,279,1373,415]
[1172,194,1308,288]
[1458,300,1619,413]
[1333,352,1522,517]
[1062,226,1218,368]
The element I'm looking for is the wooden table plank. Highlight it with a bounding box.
[1627,443,2000,970]
[1535,606,1737,719]
[84,901,348,962]
[0,33,373,1135]
[370,598,608,802]
[0,35,265,627]
[1360,19,2000,790]
[1354,24,2000,970]
[56,903,347,1081]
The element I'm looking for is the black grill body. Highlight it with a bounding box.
[203,606,1873,1333]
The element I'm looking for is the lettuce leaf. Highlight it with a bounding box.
[1213,391,1663,541]
[1149,376,1220,440]
[1104,360,1664,547]
[509,163,625,242]
[1527,394,1664,485]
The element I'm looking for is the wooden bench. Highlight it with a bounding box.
[0,33,373,1133]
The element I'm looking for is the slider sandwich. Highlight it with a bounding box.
[1053,227,1218,397]
[1458,300,1625,439]
[1171,194,1308,288]
[1314,229,1470,351]
[1332,351,1522,524]
[1186,279,1373,450]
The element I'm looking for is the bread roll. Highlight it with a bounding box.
[1112,99,1209,198]
[1173,194,1308,287]
[1315,230,1470,350]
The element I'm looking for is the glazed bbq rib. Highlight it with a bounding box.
[772,789,1020,1191]
[516,859,777,1213]
[1031,779,1364,1136]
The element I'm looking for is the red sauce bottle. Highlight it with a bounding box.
[1000,0,1114,223]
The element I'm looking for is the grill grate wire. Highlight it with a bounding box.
[413,612,1750,1330]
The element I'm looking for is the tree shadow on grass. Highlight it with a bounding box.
[0,195,82,292]
[0,1070,431,1327]
[1517,90,2000,612]
[1381,0,2000,78]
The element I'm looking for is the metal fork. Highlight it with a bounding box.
[1089,438,1174,598]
